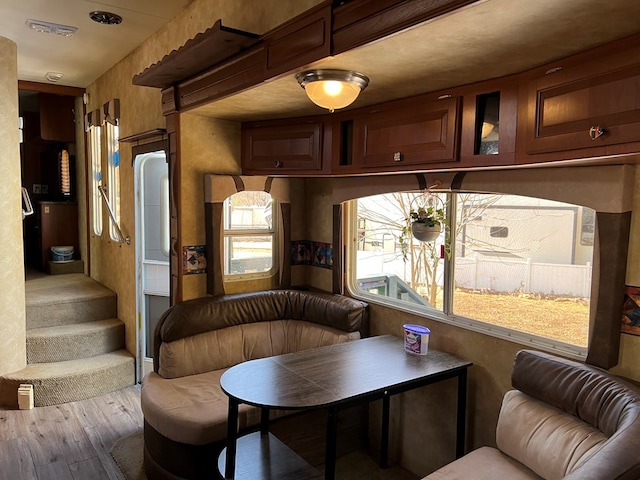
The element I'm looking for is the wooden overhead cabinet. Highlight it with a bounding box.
[241,120,325,174]
[352,94,460,172]
[521,37,640,156]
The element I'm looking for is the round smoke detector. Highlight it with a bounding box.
[89,11,122,25]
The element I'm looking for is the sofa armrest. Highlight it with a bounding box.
[511,350,640,479]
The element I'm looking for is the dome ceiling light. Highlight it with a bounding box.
[89,11,123,25]
[25,19,77,37]
[295,69,369,113]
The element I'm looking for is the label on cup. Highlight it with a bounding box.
[403,324,430,355]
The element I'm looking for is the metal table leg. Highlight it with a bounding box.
[325,406,339,480]
[224,399,239,479]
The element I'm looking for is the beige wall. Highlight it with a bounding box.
[86,0,322,352]
[612,166,640,380]
[0,36,26,376]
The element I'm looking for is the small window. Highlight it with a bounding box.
[223,191,277,279]
[105,122,120,241]
[88,125,103,236]
[490,226,508,238]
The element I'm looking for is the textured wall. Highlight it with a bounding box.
[0,36,26,375]
[86,0,323,354]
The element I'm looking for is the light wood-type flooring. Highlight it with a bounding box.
[0,385,142,480]
[0,385,418,480]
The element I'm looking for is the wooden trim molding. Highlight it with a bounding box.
[587,211,632,369]
[166,113,181,304]
[133,20,259,89]
[18,80,85,97]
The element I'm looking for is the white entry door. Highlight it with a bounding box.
[134,151,170,380]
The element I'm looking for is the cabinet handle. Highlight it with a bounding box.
[589,125,605,140]
[393,152,402,162]
[273,160,282,168]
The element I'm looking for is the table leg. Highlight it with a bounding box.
[380,393,390,468]
[224,399,239,479]
[260,407,270,434]
[325,406,339,480]
[456,369,468,458]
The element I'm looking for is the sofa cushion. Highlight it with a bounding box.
[497,390,607,479]
[423,446,542,480]
[142,369,265,446]
[153,290,368,369]
[158,319,360,378]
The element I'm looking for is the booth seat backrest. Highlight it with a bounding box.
[153,290,369,373]
[496,350,640,480]
[158,319,360,378]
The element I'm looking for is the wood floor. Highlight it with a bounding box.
[0,385,418,480]
[0,385,142,480]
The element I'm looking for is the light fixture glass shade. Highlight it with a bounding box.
[296,70,369,112]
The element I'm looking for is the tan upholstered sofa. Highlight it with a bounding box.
[425,349,640,480]
[141,289,368,480]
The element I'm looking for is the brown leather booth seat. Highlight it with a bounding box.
[141,289,368,480]
[425,350,640,480]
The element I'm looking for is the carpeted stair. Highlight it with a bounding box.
[0,273,135,408]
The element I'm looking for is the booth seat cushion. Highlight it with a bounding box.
[158,319,360,379]
[424,447,542,480]
[141,369,278,446]
[497,390,607,479]
[143,369,235,445]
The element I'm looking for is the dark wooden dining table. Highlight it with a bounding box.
[218,334,472,480]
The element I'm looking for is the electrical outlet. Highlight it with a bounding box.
[33,184,41,194]
[41,184,48,194]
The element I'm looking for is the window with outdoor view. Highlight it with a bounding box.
[223,191,276,278]
[349,191,594,354]
[88,125,102,236]
[105,122,120,241]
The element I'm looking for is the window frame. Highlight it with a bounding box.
[222,193,278,281]
[345,194,591,361]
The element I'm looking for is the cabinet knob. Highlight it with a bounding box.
[589,125,605,140]
[273,160,282,168]
[393,152,402,162]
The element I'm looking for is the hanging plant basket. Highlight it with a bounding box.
[411,222,442,242]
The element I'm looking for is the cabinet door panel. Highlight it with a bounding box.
[242,122,323,173]
[525,64,640,153]
[354,96,459,169]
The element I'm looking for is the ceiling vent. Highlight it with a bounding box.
[89,11,122,25]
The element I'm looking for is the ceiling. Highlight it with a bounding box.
[191,0,640,121]
[3,0,640,121]
[1,0,193,87]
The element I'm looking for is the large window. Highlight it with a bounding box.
[223,191,277,278]
[349,192,594,356]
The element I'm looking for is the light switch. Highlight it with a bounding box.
[44,206,50,214]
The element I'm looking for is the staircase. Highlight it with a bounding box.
[0,273,135,408]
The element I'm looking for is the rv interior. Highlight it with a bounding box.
[1,0,640,479]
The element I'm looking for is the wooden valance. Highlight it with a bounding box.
[133,20,259,89]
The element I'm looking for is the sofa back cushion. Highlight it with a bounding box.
[497,390,607,479]
[508,350,640,479]
[158,319,360,378]
[153,290,368,371]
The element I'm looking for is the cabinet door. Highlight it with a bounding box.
[523,62,640,154]
[39,94,76,143]
[242,121,323,174]
[353,95,460,170]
